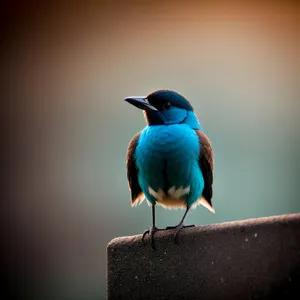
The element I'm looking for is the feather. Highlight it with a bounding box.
[126,132,143,205]
[195,130,214,212]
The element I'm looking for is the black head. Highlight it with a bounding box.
[146,90,194,111]
[124,89,195,125]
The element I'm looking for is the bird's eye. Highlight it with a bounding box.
[163,102,172,110]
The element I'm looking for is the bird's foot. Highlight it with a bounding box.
[166,223,195,244]
[142,226,160,249]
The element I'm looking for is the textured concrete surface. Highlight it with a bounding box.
[107,213,300,300]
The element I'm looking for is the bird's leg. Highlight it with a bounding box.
[142,204,160,249]
[166,206,195,244]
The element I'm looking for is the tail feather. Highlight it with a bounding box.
[131,192,146,207]
[193,196,215,213]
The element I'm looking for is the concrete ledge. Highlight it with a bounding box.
[107,213,300,299]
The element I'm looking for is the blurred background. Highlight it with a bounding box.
[1,0,299,299]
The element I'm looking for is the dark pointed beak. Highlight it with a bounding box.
[124,96,158,111]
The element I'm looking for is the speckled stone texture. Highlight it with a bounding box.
[107,213,300,300]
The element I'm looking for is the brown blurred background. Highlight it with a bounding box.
[1,1,299,299]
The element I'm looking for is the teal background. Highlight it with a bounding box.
[2,1,299,299]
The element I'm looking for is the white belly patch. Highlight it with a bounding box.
[148,186,190,209]
[146,186,215,213]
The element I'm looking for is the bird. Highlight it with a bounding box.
[125,89,214,248]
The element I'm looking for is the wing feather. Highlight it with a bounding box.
[126,132,143,206]
[195,130,214,209]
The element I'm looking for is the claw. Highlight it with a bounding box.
[142,226,159,249]
[142,229,150,243]
[166,223,195,244]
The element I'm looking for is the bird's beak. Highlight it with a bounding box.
[124,96,158,111]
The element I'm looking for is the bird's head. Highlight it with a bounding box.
[124,89,201,129]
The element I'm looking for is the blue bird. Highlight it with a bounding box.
[125,90,214,248]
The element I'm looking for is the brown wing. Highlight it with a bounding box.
[126,132,144,206]
[195,130,214,207]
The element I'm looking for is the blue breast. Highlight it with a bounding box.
[135,124,204,207]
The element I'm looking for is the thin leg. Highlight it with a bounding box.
[152,203,155,226]
[142,204,160,249]
[166,206,195,244]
